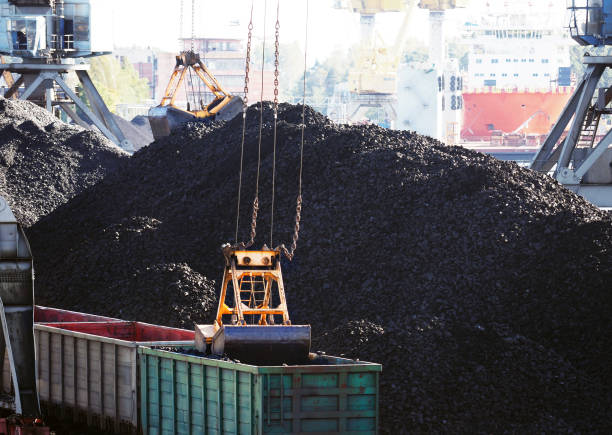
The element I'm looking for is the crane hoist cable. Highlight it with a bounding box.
[241,0,268,248]
[234,0,309,261]
[234,0,254,244]
[179,0,183,42]
[269,0,280,247]
[276,0,308,261]
[191,0,196,52]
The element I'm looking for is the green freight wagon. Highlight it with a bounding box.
[139,347,382,434]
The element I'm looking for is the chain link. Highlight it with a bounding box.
[246,196,259,248]
[273,14,280,114]
[270,1,280,247]
[191,0,196,52]
[179,0,184,43]
[235,1,255,244]
[243,21,253,110]
[277,0,308,260]
[278,195,302,260]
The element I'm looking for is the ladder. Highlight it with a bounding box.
[577,108,601,149]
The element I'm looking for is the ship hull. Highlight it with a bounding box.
[461,90,573,141]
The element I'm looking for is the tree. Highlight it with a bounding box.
[570,44,612,85]
[82,55,151,113]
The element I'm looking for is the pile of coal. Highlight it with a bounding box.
[28,103,612,432]
[0,97,128,226]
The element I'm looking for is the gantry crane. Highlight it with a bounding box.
[0,0,134,151]
[333,0,466,130]
[530,0,612,207]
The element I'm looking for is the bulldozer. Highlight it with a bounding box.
[148,50,243,140]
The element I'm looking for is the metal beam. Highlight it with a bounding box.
[54,74,121,145]
[18,73,48,101]
[575,129,612,179]
[530,77,586,171]
[556,64,605,174]
[59,103,90,129]
[564,184,612,207]
[45,87,52,113]
[3,75,24,99]
[539,142,564,173]
[76,70,133,152]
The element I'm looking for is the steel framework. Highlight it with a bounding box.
[530,56,612,206]
[0,62,133,152]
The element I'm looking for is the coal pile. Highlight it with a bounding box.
[28,103,612,432]
[0,97,128,226]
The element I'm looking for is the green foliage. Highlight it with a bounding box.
[82,55,151,112]
[570,44,612,85]
[290,48,353,101]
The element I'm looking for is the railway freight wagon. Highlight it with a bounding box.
[139,347,381,434]
[1,307,382,434]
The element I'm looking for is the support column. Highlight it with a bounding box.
[76,70,134,152]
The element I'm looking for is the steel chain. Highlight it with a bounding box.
[279,195,302,260]
[246,197,259,248]
[191,0,196,51]
[179,0,184,42]
[278,0,308,260]
[273,16,280,113]
[270,1,280,247]
[243,21,253,110]
[234,1,255,244]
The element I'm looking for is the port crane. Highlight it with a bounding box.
[531,0,612,207]
[333,0,466,134]
[0,0,134,151]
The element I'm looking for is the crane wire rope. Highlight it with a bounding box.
[234,0,255,244]
[179,0,183,43]
[191,0,196,52]
[245,0,268,248]
[187,0,198,109]
[269,0,280,247]
[278,0,308,261]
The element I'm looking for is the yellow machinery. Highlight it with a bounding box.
[344,0,410,95]
[148,50,243,140]
[195,246,311,365]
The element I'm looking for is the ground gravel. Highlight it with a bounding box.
[28,103,612,433]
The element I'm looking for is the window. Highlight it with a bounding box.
[502,73,508,77]
[514,59,518,62]
[9,19,37,51]
[490,73,496,77]
[491,58,499,63]
[544,73,550,77]
[475,59,483,64]
[506,58,512,62]
[74,16,89,42]
[514,73,519,77]
[542,59,549,63]
[533,73,539,77]
[529,59,535,63]
[521,59,527,62]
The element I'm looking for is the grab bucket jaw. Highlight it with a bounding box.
[212,325,311,365]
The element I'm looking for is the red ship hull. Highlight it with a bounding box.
[461,89,573,141]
